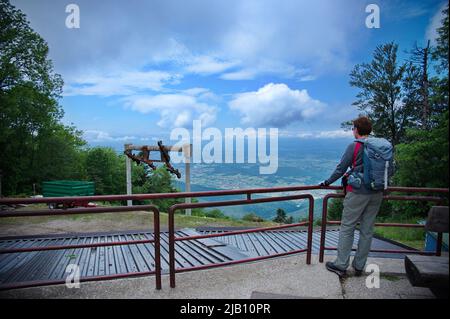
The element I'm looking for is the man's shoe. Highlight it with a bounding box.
[353,267,364,277]
[325,262,346,278]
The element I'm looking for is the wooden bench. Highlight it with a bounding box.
[405,206,449,298]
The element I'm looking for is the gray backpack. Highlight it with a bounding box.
[349,137,394,191]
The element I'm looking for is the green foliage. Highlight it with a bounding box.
[273,208,286,223]
[141,167,183,211]
[192,208,229,219]
[84,147,124,195]
[327,192,393,221]
[430,5,449,122]
[374,215,426,250]
[204,209,228,219]
[393,112,449,189]
[0,0,83,195]
[389,10,448,218]
[343,10,449,223]
[327,197,344,220]
[272,208,294,224]
[432,5,449,75]
[348,42,423,145]
[314,219,323,227]
[242,213,265,222]
[390,111,449,218]
[31,124,86,189]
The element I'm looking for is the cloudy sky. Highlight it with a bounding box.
[11,0,447,143]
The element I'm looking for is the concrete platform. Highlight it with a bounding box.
[0,254,436,299]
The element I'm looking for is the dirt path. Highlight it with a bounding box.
[0,208,277,237]
[0,211,157,237]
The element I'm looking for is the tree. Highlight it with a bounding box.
[390,6,448,217]
[0,0,83,195]
[140,166,183,212]
[409,41,432,129]
[273,208,287,223]
[31,124,86,191]
[272,208,293,224]
[242,213,265,222]
[394,111,449,189]
[392,5,449,190]
[84,147,124,196]
[429,5,449,124]
[348,42,423,145]
[432,5,449,75]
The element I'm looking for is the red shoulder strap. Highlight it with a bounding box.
[353,142,362,168]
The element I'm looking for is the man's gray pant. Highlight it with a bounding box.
[333,191,383,271]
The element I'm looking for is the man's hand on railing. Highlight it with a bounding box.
[319,180,330,187]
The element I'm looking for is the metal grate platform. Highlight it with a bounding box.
[0,228,415,288]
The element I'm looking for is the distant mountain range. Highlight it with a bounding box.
[92,137,352,221]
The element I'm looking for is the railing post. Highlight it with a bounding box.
[152,207,162,290]
[436,232,443,257]
[168,207,176,288]
[306,195,314,264]
[319,195,329,263]
[318,193,345,263]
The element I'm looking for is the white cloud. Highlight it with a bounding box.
[220,59,309,81]
[180,87,221,104]
[13,0,364,83]
[162,38,315,81]
[425,2,447,45]
[123,90,218,128]
[228,83,325,127]
[63,71,181,96]
[296,130,352,139]
[184,55,239,75]
[84,130,137,142]
[154,39,240,76]
[182,87,211,96]
[220,69,255,81]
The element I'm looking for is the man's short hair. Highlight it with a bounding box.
[353,116,372,136]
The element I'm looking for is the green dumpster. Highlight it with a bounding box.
[42,180,95,208]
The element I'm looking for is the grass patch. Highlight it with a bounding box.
[169,212,277,228]
[0,208,278,233]
[380,274,402,282]
[374,216,425,250]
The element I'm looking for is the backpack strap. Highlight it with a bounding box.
[352,142,362,169]
[346,141,363,193]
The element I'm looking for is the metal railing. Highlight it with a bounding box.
[318,187,449,263]
[0,185,448,291]
[0,185,332,290]
[0,200,161,291]
[167,192,315,288]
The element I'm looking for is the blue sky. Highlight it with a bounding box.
[12,0,447,144]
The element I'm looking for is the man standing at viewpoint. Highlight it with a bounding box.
[320,116,384,277]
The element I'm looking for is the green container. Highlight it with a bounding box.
[42,180,95,197]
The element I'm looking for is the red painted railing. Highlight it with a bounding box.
[318,187,449,263]
[167,193,315,288]
[0,203,161,291]
[0,185,448,291]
